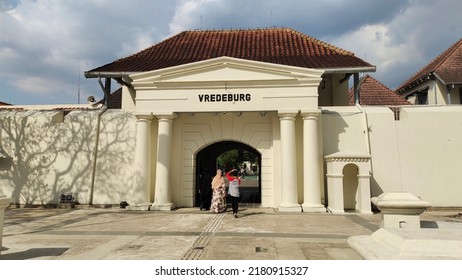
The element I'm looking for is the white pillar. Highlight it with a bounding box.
[326,173,345,214]
[129,114,153,210]
[357,173,372,214]
[151,114,176,211]
[0,197,12,253]
[301,112,326,212]
[278,112,301,212]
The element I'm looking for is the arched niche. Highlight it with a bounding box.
[325,152,372,214]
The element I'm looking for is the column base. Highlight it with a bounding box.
[278,203,302,212]
[302,204,326,213]
[150,202,175,211]
[327,206,345,214]
[125,204,151,211]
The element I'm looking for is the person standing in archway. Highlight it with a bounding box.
[199,167,213,211]
[210,169,227,213]
[226,168,241,218]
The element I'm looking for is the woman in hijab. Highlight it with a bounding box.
[210,169,227,213]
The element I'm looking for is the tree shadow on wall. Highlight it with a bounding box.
[91,111,136,203]
[0,110,135,206]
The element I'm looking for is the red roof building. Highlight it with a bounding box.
[87,28,373,76]
[396,38,462,105]
[349,75,410,106]
[86,28,375,107]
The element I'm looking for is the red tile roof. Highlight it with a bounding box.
[397,38,462,92]
[86,28,374,76]
[350,75,410,106]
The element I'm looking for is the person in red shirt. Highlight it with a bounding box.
[226,169,241,218]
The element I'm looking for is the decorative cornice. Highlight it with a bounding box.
[325,152,371,163]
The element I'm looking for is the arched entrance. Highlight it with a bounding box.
[195,141,261,208]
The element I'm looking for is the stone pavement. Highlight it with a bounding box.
[0,206,460,260]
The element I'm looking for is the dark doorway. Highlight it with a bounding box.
[195,141,261,207]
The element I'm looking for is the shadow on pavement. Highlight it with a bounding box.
[0,247,69,260]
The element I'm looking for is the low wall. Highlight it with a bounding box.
[0,109,136,205]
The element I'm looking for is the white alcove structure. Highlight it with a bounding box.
[325,152,372,214]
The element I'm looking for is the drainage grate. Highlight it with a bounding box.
[182,213,226,260]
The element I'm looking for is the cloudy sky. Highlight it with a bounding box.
[1,0,461,105]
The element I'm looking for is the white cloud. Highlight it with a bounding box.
[0,0,176,104]
[169,0,202,34]
[329,23,421,86]
[326,0,462,88]
[1,0,462,104]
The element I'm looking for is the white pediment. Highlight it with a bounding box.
[130,56,324,89]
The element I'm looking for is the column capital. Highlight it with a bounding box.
[278,110,298,119]
[300,110,321,119]
[134,112,153,120]
[155,113,177,121]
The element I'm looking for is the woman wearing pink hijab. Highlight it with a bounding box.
[210,169,226,213]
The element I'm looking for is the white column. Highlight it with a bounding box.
[357,159,373,213]
[151,114,176,211]
[278,112,301,212]
[326,173,345,214]
[301,112,326,212]
[0,197,12,253]
[0,197,13,254]
[129,114,153,210]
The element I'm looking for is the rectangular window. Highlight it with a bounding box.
[417,92,428,105]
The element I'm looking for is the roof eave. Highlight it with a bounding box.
[84,71,138,79]
[322,66,376,74]
[85,66,376,79]
[396,73,434,93]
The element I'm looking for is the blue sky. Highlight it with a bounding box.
[1,0,461,105]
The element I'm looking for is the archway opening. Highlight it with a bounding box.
[195,141,261,208]
[343,163,359,211]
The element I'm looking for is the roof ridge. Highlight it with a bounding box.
[117,27,355,62]
[364,74,392,91]
[86,27,374,75]
[426,37,462,73]
[396,37,462,91]
[350,74,410,105]
[435,38,462,68]
[287,28,354,56]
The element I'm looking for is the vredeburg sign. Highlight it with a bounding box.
[198,93,252,103]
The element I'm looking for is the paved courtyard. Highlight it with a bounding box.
[1,206,460,260]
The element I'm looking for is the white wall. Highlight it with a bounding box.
[2,105,462,208]
[0,109,137,205]
[321,105,462,207]
[91,110,137,204]
[321,106,368,155]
